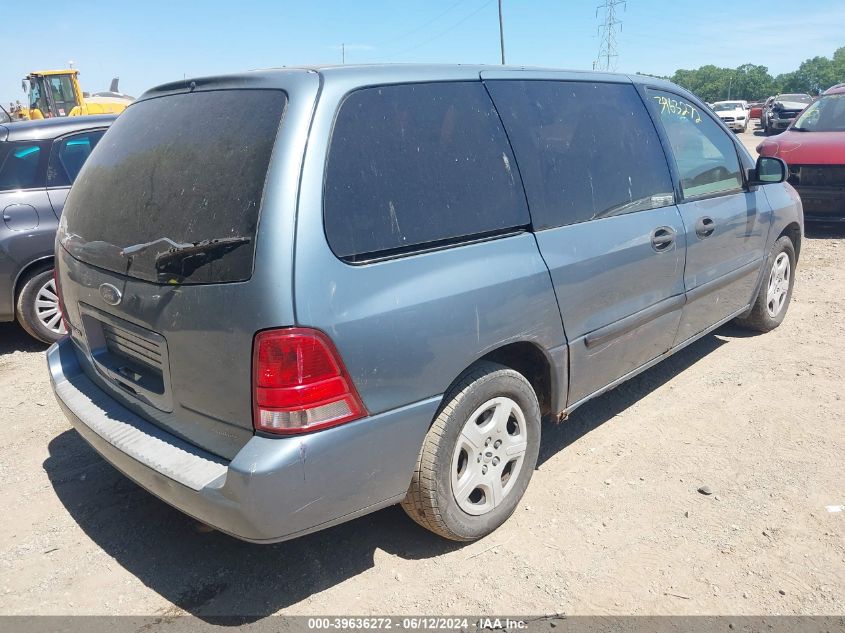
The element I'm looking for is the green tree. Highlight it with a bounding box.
[662,46,844,100]
[671,65,735,102]
[732,64,775,100]
[791,56,837,93]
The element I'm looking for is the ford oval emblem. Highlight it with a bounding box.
[99,283,122,306]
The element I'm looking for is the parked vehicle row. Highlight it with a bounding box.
[44,65,802,544]
[758,84,845,223]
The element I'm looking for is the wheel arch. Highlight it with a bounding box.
[13,255,54,301]
[778,222,802,260]
[475,340,563,418]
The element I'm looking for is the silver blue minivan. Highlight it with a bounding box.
[49,65,803,543]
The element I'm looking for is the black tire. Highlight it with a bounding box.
[734,235,796,333]
[401,361,541,541]
[15,267,65,344]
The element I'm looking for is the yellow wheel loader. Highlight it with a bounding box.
[15,69,133,120]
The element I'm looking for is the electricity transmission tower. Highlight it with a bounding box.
[593,0,625,72]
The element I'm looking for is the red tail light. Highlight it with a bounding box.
[252,328,367,434]
[53,267,70,334]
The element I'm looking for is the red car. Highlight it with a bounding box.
[757,85,845,222]
[749,102,764,120]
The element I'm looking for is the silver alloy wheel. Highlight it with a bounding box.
[35,278,66,335]
[450,396,528,516]
[766,252,791,318]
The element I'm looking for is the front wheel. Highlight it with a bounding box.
[734,236,796,332]
[401,361,541,541]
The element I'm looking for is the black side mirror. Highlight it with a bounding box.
[748,156,787,186]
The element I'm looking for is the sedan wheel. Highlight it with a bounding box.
[16,268,67,344]
[35,278,67,335]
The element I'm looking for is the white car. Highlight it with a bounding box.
[711,100,750,132]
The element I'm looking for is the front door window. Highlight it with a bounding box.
[647,89,743,199]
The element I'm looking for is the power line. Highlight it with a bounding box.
[593,0,626,72]
[392,0,496,59]
[376,0,470,48]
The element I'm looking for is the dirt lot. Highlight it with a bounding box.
[1,125,843,620]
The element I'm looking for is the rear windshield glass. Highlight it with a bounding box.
[61,89,286,284]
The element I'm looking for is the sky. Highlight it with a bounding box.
[2,0,843,107]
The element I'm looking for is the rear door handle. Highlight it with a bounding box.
[651,226,676,252]
[695,216,715,239]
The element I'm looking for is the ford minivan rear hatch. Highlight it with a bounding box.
[61,89,286,284]
[56,84,295,460]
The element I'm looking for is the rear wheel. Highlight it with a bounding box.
[16,267,66,344]
[734,236,796,333]
[401,361,541,541]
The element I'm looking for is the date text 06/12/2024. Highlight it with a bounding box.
[306,617,528,630]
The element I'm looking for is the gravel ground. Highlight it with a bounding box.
[0,122,843,621]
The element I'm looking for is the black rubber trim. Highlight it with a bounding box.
[339,227,528,265]
[584,294,685,349]
[686,259,761,303]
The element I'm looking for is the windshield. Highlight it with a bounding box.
[793,94,845,132]
[713,103,741,112]
[0,105,10,124]
[60,89,287,284]
[778,94,812,104]
[46,74,78,116]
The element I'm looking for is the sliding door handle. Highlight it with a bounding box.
[695,216,715,239]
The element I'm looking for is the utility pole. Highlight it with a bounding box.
[498,0,506,65]
[341,43,346,64]
[593,0,625,72]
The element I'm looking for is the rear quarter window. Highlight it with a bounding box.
[48,130,106,187]
[323,82,529,262]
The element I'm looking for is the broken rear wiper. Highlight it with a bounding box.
[153,237,251,283]
[122,237,194,258]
